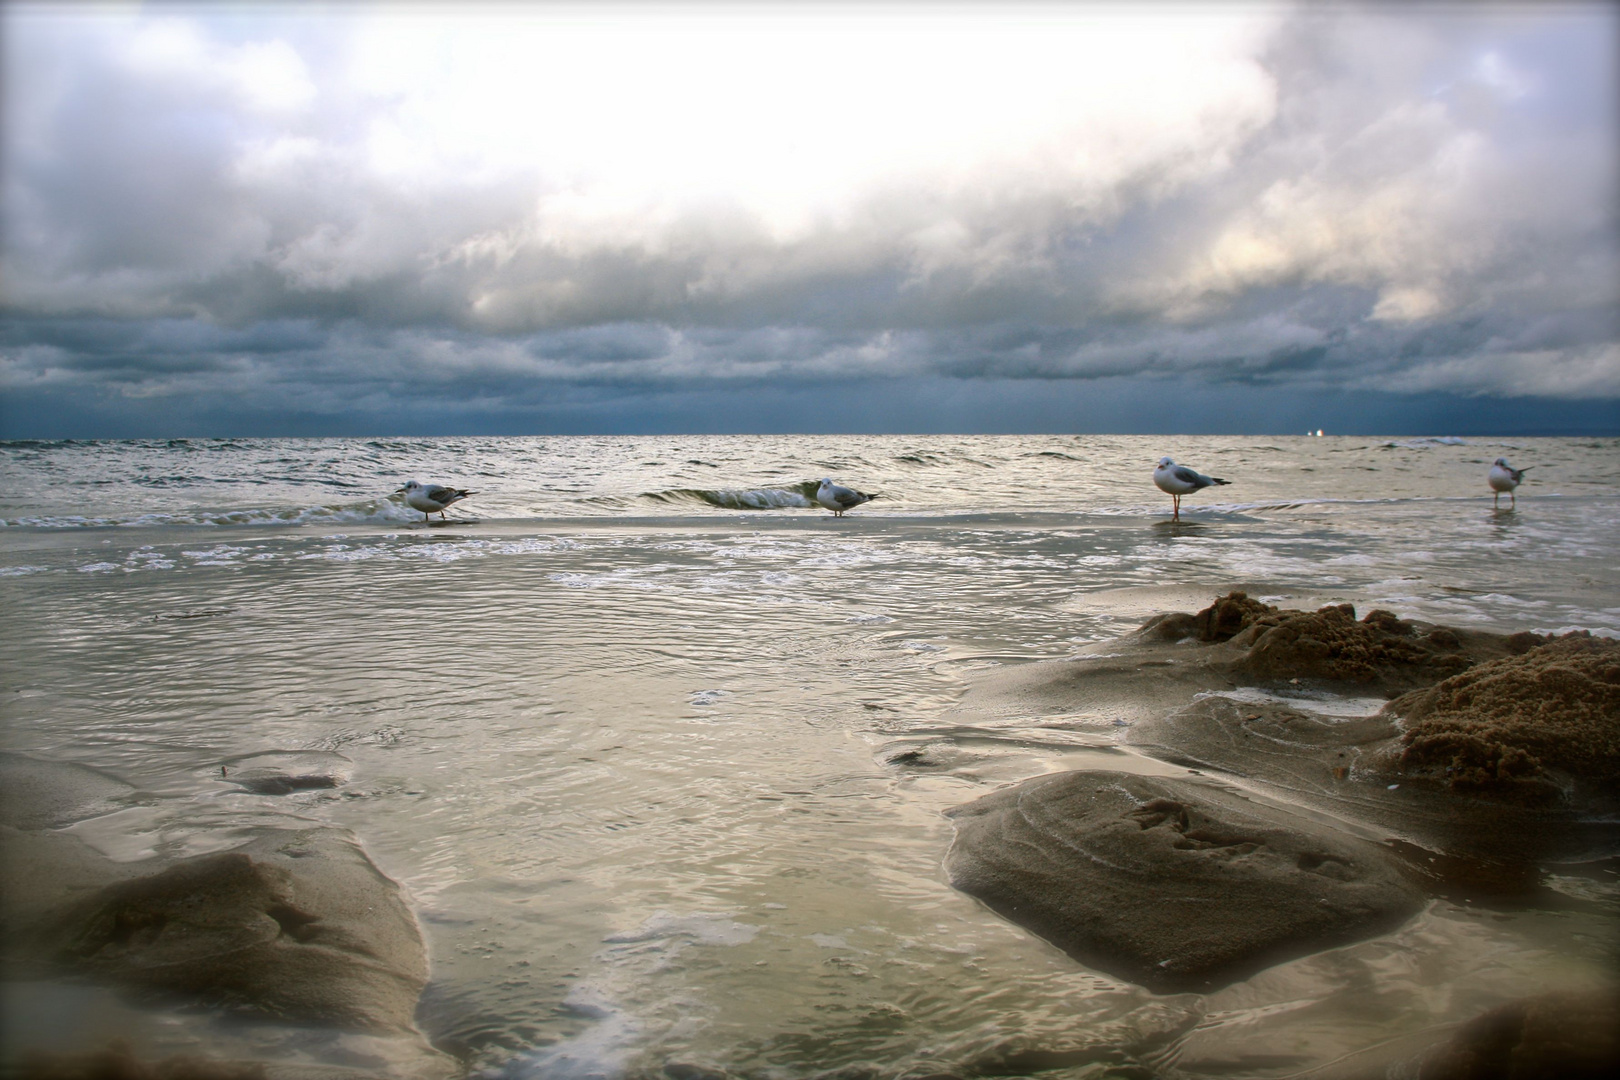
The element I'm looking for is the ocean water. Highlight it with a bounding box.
[2,434,1618,1078]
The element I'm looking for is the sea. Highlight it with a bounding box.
[2,434,1618,1078]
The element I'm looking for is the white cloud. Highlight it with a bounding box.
[1368,344,1620,398]
[1146,98,1499,320]
[340,5,1279,232]
[122,16,314,114]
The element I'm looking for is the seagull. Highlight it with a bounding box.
[397,480,475,521]
[816,477,879,517]
[1488,458,1530,508]
[1152,457,1230,522]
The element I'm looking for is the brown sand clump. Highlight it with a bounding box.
[1137,592,1503,691]
[1232,601,1478,688]
[1391,634,1620,797]
[1194,591,1277,642]
[1141,590,1277,642]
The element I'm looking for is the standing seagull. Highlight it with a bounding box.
[1152,457,1230,522]
[1488,458,1530,508]
[816,478,879,517]
[397,480,475,522]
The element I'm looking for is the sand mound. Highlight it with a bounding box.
[1389,634,1620,799]
[1138,592,1530,693]
[1235,602,1474,686]
[961,594,1532,736]
[16,1044,271,1080]
[1411,989,1620,1079]
[37,827,430,1034]
[945,770,1424,993]
[220,750,354,795]
[1123,695,1614,867]
[0,752,139,830]
[965,597,1615,861]
[1,755,454,1078]
[1142,590,1277,643]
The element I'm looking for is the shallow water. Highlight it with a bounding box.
[3,435,1618,1077]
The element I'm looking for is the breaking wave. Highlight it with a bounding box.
[1380,436,1469,448]
[1,497,427,529]
[632,484,819,510]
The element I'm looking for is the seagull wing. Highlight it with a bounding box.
[1171,466,1208,487]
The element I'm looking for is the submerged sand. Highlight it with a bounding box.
[0,752,455,1080]
[945,769,1425,993]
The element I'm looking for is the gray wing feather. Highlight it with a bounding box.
[426,486,472,503]
[1172,466,1207,487]
[1173,466,1229,489]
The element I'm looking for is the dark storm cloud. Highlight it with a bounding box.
[0,2,1616,436]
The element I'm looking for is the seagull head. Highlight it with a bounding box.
[397,480,421,494]
[1494,458,1509,467]
[819,477,833,487]
[1157,457,1174,468]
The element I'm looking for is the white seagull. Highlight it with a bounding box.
[1152,457,1230,522]
[816,477,879,517]
[1488,458,1530,508]
[397,480,475,521]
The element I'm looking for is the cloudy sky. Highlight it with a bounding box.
[2,1,1617,436]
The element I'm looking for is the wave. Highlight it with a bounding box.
[633,484,818,510]
[1211,494,1527,513]
[1380,436,1468,449]
[1,496,425,529]
[0,439,86,450]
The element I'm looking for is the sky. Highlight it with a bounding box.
[1,1,1617,437]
